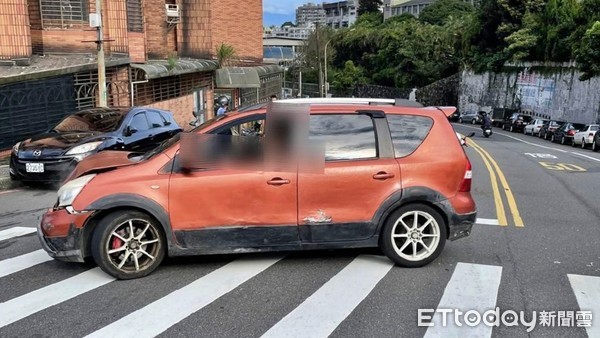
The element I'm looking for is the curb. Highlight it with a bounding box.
[0,177,19,191]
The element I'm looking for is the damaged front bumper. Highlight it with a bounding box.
[37,207,92,263]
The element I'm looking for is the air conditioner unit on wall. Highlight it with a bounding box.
[165,4,181,24]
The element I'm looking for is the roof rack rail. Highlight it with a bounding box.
[278,97,424,108]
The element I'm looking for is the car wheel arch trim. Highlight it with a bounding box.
[84,194,177,254]
[372,187,452,239]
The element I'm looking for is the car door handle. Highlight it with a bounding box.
[373,172,395,180]
[267,178,290,186]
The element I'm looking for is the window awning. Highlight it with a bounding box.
[215,65,283,88]
[130,59,219,80]
[216,67,261,88]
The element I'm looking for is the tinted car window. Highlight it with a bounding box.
[53,110,126,133]
[573,123,586,130]
[309,114,377,161]
[129,113,150,132]
[387,115,434,158]
[591,126,599,131]
[148,111,167,128]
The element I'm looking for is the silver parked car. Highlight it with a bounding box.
[459,112,481,124]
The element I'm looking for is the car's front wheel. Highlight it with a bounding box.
[458,118,463,123]
[380,204,447,268]
[593,140,598,152]
[91,210,166,279]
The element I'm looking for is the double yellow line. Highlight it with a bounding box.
[468,138,524,227]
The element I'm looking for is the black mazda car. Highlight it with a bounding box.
[9,107,182,184]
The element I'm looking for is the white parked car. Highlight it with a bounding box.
[524,119,548,136]
[572,124,599,149]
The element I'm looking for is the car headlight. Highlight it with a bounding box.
[57,174,96,207]
[12,142,21,154]
[65,141,103,156]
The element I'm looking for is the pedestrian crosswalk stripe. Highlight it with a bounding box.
[423,263,503,338]
[0,249,53,278]
[0,267,115,328]
[0,227,36,241]
[568,274,600,337]
[261,255,394,338]
[84,256,283,338]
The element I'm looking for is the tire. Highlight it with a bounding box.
[510,125,514,132]
[91,210,166,280]
[572,139,576,147]
[471,119,476,125]
[581,139,586,149]
[380,204,447,268]
[593,140,598,152]
[458,118,463,123]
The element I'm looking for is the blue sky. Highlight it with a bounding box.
[263,0,308,27]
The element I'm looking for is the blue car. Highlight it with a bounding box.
[9,107,182,184]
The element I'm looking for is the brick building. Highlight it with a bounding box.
[0,0,282,151]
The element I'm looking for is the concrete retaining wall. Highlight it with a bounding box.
[459,66,600,124]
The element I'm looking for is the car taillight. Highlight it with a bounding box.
[459,159,472,192]
[567,130,576,136]
[589,133,594,137]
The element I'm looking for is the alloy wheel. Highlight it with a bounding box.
[390,211,441,262]
[582,139,586,149]
[106,219,162,273]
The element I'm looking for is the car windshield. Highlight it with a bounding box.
[53,109,126,133]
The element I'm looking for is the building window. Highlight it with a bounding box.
[40,0,89,29]
[126,0,144,33]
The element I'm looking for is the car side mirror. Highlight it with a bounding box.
[125,126,138,136]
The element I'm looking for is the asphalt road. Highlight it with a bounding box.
[0,124,599,338]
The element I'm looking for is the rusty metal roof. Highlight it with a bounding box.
[130,58,219,80]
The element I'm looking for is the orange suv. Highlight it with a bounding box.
[38,98,477,279]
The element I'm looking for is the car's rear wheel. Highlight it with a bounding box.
[593,140,598,152]
[471,119,476,125]
[458,118,463,123]
[581,139,586,149]
[510,125,514,132]
[380,204,447,268]
[91,210,166,280]
[562,136,566,145]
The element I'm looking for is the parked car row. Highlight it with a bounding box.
[521,118,599,151]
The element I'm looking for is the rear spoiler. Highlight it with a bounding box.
[423,106,458,117]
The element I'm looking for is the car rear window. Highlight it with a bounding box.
[309,114,377,161]
[387,115,434,158]
[591,126,599,131]
[573,123,586,130]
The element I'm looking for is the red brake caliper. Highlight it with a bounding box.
[111,232,123,251]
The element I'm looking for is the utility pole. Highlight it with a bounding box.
[96,0,107,107]
[316,24,323,98]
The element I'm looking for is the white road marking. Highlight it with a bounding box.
[570,152,600,163]
[261,255,394,338]
[423,263,503,338]
[476,218,500,226]
[0,268,115,328]
[0,250,53,278]
[0,189,21,196]
[568,274,600,337]
[0,227,36,241]
[85,256,283,338]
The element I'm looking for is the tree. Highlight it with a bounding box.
[332,61,369,95]
[358,0,383,16]
[281,21,296,27]
[576,21,600,80]
[419,0,475,26]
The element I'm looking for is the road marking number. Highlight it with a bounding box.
[525,153,558,159]
[539,162,586,172]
